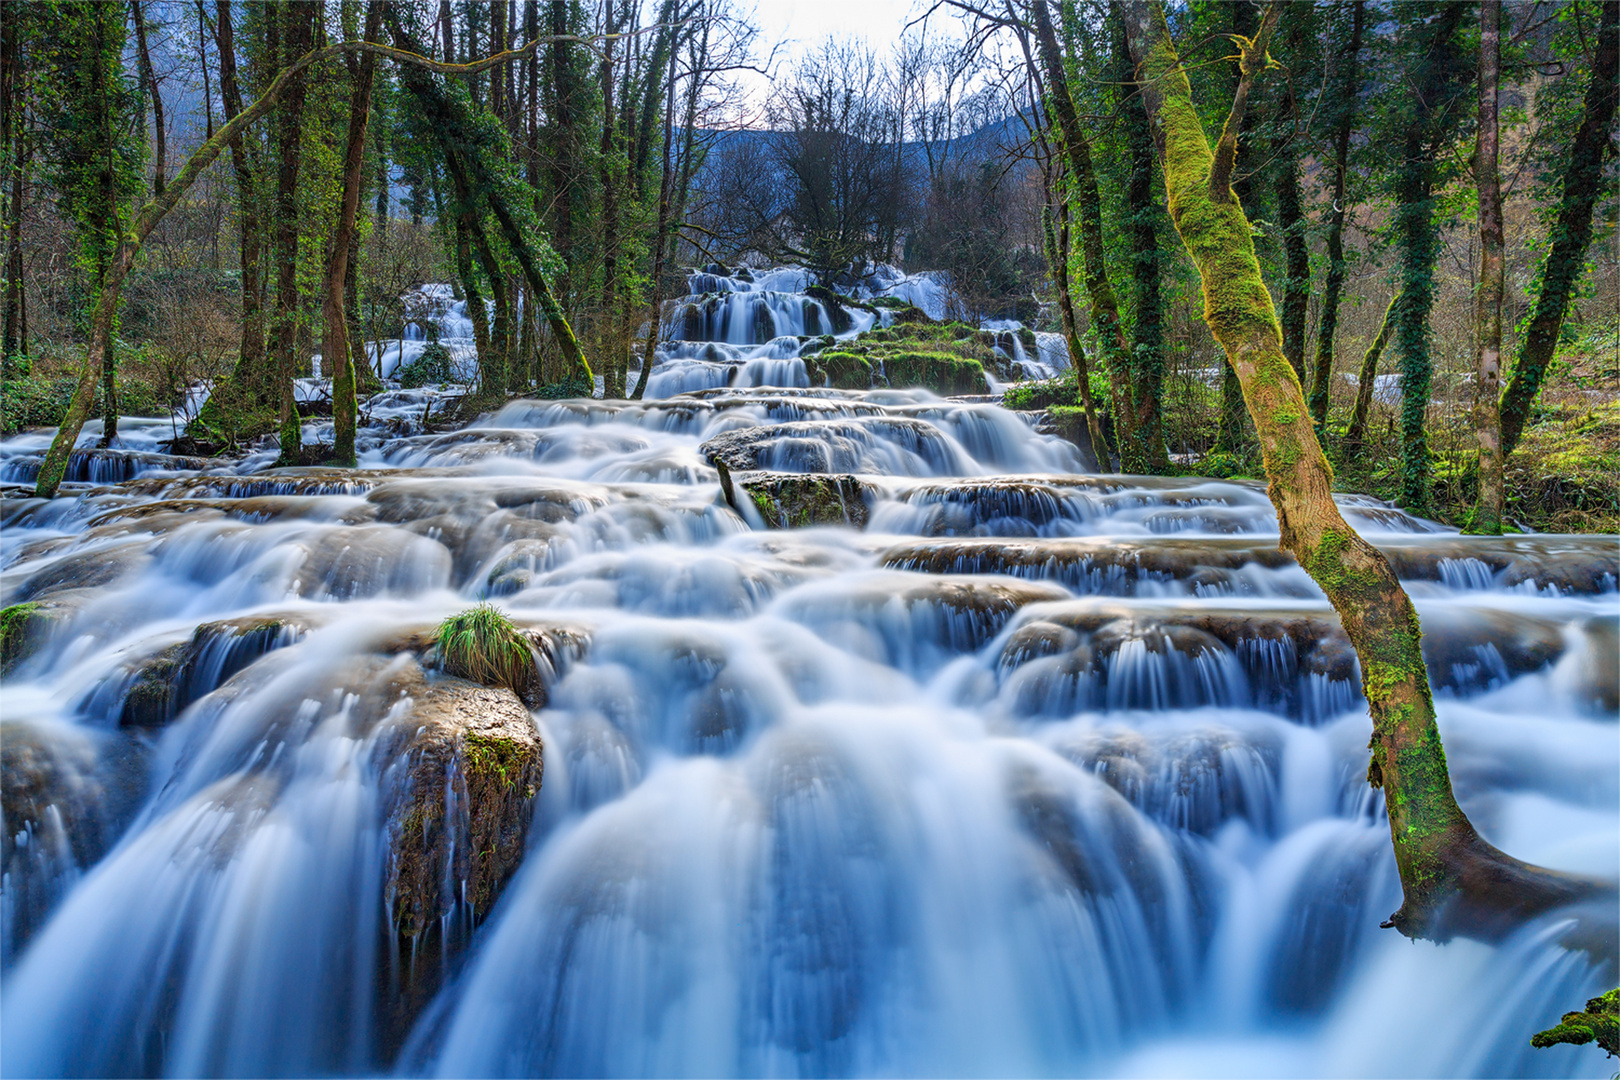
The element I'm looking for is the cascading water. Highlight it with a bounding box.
[0,271,1616,1079]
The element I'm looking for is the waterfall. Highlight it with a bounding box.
[0,265,1615,1079]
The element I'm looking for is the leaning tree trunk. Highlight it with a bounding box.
[327,2,381,467]
[1122,0,1609,942]
[1498,0,1618,457]
[1470,0,1505,534]
[1345,289,1400,450]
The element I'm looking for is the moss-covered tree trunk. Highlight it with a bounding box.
[1032,0,1144,473]
[1469,0,1505,535]
[1123,0,1606,942]
[1498,0,1618,457]
[1345,288,1399,450]
[327,2,381,467]
[1390,2,1470,516]
[205,0,276,444]
[269,1,315,466]
[1113,0,1170,473]
[387,10,592,392]
[1308,0,1364,431]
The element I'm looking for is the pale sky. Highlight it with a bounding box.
[733,0,960,116]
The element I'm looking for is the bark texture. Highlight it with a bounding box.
[1469,0,1504,535]
[1498,0,1618,457]
[327,2,382,466]
[1308,0,1364,431]
[1122,0,1610,942]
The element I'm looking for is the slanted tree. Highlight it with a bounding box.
[1122,0,1611,942]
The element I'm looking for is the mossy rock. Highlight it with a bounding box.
[811,350,874,390]
[1532,988,1618,1058]
[867,295,933,324]
[379,675,543,938]
[803,285,854,334]
[881,351,989,395]
[1003,375,1079,411]
[1,602,50,673]
[736,473,872,529]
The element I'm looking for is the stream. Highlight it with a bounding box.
[0,268,1615,1078]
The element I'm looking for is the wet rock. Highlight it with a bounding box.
[377,675,543,939]
[729,472,872,529]
[1,720,148,965]
[0,593,89,675]
[372,620,588,710]
[883,537,1300,594]
[109,615,313,729]
[10,541,150,604]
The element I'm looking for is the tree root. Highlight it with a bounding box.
[1380,821,1618,949]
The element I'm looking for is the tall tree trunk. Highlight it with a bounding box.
[629,21,678,402]
[1469,0,1505,535]
[1123,0,1608,942]
[1499,0,1618,457]
[1345,289,1400,450]
[327,2,380,467]
[597,2,623,398]
[2,0,27,368]
[1390,3,1468,515]
[1031,0,1143,472]
[1274,94,1309,379]
[1309,0,1365,431]
[1043,199,1108,463]
[1113,0,1169,472]
[270,1,315,465]
[132,0,166,196]
[546,0,576,309]
[198,0,274,444]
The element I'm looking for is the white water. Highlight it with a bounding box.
[0,272,1615,1079]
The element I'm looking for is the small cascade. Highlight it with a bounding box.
[0,263,1615,1079]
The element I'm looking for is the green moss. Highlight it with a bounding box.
[435,603,533,694]
[812,350,873,390]
[882,351,989,395]
[463,729,528,793]
[1,602,45,671]
[1532,989,1619,1058]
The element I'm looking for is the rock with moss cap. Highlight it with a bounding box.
[733,472,872,529]
[378,673,543,940]
[1532,988,1618,1057]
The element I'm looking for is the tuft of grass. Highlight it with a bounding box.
[434,603,532,693]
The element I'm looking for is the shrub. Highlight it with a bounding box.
[397,342,455,388]
[435,603,533,694]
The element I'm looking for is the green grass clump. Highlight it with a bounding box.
[397,342,456,388]
[435,603,533,693]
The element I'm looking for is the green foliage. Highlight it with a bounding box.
[397,342,455,388]
[1,360,172,436]
[434,603,532,695]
